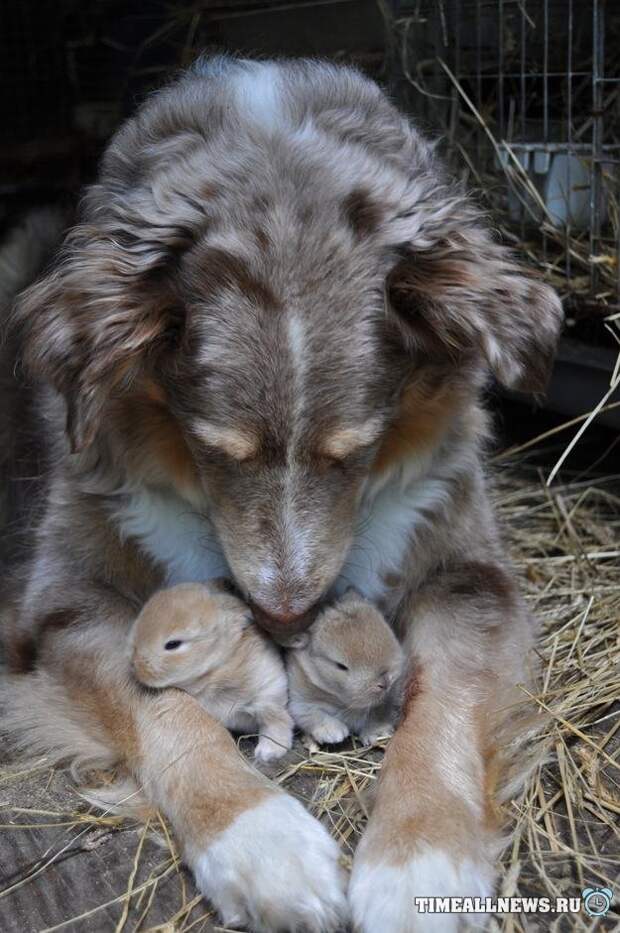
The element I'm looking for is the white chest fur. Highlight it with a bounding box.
[113,465,452,598]
[334,464,454,601]
[113,486,230,585]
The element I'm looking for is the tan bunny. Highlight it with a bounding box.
[286,590,404,747]
[130,582,293,762]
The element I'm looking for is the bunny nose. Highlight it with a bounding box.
[376,673,390,691]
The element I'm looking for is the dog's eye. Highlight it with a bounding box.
[321,452,348,467]
[315,447,374,474]
[164,639,183,651]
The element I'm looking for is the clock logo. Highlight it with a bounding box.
[582,887,613,917]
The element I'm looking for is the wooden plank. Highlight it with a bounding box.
[0,749,216,932]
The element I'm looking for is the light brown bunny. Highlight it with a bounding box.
[130,582,293,762]
[286,590,404,747]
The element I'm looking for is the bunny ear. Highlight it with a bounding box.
[339,587,362,603]
[276,632,310,650]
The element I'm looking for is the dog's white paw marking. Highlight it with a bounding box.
[349,847,495,932]
[193,794,347,932]
[311,717,350,745]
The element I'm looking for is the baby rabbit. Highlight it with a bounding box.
[286,590,404,747]
[130,582,293,762]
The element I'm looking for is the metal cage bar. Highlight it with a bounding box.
[390,0,620,310]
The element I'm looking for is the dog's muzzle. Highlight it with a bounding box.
[251,601,319,637]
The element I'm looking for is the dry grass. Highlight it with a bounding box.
[1,449,619,930]
[488,458,620,930]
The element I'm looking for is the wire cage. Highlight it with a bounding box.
[386,0,620,325]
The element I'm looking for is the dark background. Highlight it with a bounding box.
[1,1,384,210]
[2,0,618,472]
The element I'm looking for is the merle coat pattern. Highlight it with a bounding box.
[0,58,562,932]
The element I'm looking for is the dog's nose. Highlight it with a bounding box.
[252,602,315,635]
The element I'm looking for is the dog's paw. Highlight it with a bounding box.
[192,793,347,932]
[349,847,495,932]
[310,717,350,745]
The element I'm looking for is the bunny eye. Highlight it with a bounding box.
[164,639,183,651]
[334,661,349,671]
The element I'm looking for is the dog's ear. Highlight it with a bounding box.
[386,224,563,393]
[15,224,184,451]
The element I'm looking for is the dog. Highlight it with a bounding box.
[0,57,562,931]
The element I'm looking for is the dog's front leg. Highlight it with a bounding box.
[139,689,344,930]
[349,563,535,931]
[16,592,347,932]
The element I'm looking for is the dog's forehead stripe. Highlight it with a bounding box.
[234,62,283,129]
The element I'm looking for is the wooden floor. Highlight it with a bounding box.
[0,752,209,932]
[0,736,328,933]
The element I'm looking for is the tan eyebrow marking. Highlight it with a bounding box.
[193,422,259,461]
[320,419,384,460]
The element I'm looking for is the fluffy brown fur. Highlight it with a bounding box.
[1,57,562,932]
[131,582,293,762]
[286,589,404,747]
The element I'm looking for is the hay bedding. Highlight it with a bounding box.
[0,448,619,931]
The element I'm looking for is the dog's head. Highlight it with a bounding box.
[16,60,563,634]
